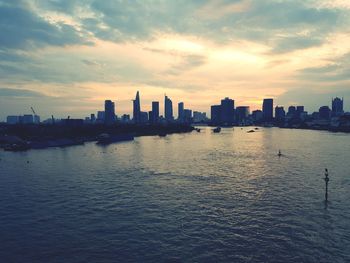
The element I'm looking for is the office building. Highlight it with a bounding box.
[319,106,331,120]
[150,101,159,124]
[165,95,173,121]
[275,106,285,122]
[104,100,116,125]
[235,106,250,124]
[178,102,184,122]
[133,91,141,123]
[220,97,235,125]
[262,99,273,122]
[211,105,221,125]
[332,97,344,116]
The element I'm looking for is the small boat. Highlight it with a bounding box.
[195,128,201,133]
[213,127,221,133]
[278,150,282,157]
[247,129,255,133]
[158,132,167,137]
[254,127,259,130]
[97,134,134,145]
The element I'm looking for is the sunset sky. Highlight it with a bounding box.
[1,0,350,120]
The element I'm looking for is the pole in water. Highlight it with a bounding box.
[324,168,329,202]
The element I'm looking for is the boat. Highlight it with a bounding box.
[195,128,201,133]
[247,129,255,133]
[213,127,221,133]
[278,150,282,157]
[97,134,134,145]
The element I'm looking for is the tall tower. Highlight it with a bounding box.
[262,98,273,122]
[133,91,141,123]
[332,97,344,116]
[104,100,115,125]
[178,102,184,122]
[164,95,173,121]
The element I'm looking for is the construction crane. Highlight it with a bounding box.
[30,107,36,116]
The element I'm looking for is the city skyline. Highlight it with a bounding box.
[1,0,350,120]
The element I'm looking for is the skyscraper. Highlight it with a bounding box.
[262,98,273,122]
[319,106,331,119]
[275,106,285,122]
[104,100,115,125]
[165,95,173,121]
[178,102,184,122]
[133,91,141,123]
[211,105,221,125]
[332,97,344,116]
[220,97,235,125]
[151,101,159,124]
[235,106,250,124]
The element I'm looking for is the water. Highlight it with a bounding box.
[0,127,349,262]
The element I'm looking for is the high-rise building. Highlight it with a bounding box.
[97,111,105,123]
[193,111,207,123]
[262,99,273,122]
[104,100,116,125]
[140,111,148,123]
[165,95,173,121]
[133,91,141,123]
[319,106,331,120]
[235,106,250,124]
[296,106,304,118]
[220,97,235,125]
[252,110,263,122]
[332,97,344,116]
[183,109,192,123]
[178,102,184,122]
[275,106,285,122]
[150,101,159,124]
[90,114,96,123]
[211,105,221,125]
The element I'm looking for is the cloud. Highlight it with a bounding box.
[0,0,91,49]
[0,87,46,97]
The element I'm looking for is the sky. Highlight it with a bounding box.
[0,0,350,120]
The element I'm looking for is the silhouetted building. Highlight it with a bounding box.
[178,102,184,122]
[104,100,116,125]
[133,91,141,123]
[252,110,263,122]
[97,111,105,123]
[150,101,159,124]
[220,97,235,125]
[235,106,250,124]
[275,106,285,122]
[7,116,19,124]
[164,95,173,121]
[211,105,221,125]
[262,99,273,122]
[193,111,207,123]
[183,109,192,123]
[332,97,344,116]
[140,111,149,123]
[296,106,304,118]
[62,118,84,126]
[319,106,331,120]
[121,114,130,123]
[90,114,96,123]
[22,114,34,124]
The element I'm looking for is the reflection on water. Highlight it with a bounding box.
[0,127,349,262]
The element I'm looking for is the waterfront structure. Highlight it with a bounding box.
[235,106,250,124]
[104,100,116,125]
[220,97,235,126]
[178,102,184,122]
[133,91,141,123]
[262,99,273,122]
[332,97,344,116]
[165,95,173,122]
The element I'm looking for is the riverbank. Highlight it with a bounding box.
[0,123,195,151]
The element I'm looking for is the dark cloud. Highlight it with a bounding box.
[0,0,92,49]
[0,87,46,97]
